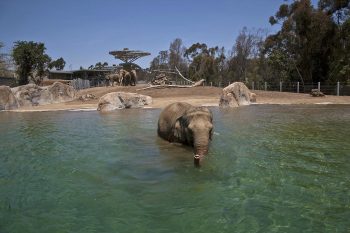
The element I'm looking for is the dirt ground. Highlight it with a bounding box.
[13,85,350,112]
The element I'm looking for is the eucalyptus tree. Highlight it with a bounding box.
[267,0,336,83]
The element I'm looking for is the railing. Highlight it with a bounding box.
[174,80,350,96]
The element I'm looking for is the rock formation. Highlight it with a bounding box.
[10,82,76,107]
[0,86,19,110]
[310,89,325,97]
[97,92,152,112]
[78,94,97,101]
[219,82,256,107]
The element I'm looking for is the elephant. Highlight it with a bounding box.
[157,102,213,166]
[119,69,131,86]
[106,71,122,86]
[130,69,137,86]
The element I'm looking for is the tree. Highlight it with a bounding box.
[184,43,224,83]
[48,57,66,70]
[228,27,266,83]
[12,41,51,85]
[319,0,350,24]
[0,42,7,76]
[318,0,350,83]
[169,38,188,73]
[0,42,15,78]
[150,50,169,70]
[266,0,336,83]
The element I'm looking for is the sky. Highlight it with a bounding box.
[0,0,318,70]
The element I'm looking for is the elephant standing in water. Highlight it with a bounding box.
[157,102,213,166]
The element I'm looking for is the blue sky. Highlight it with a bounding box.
[0,0,318,69]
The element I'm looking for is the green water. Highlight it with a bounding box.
[0,105,350,233]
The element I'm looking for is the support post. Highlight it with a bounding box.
[280,81,282,92]
[210,82,212,87]
[264,82,267,91]
[318,82,320,91]
[297,82,299,93]
[337,82,340,96]
[252,81,255,90]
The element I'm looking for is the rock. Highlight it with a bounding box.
[219,82,256,107]
[46,82,76,103]
[250,92,257,102]
[97,92,152,112]
[78,94,97,101]
[310,89,325,97]
[0,86,19,110]
[11,82,76,107]
[11,84,44,106]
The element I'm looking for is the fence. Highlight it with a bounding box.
[71,78,91,90]
[245,81,350,96]
[173,80,350,96]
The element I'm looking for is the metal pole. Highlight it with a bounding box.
[337,82,340,96]
[210,82,212,87]
[252,81,255,90]
[280,81,282,92]
[318,82,320,91]
[264,82,267,91]
[297,82,299,93]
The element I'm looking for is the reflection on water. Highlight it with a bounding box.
[0,105,350,233]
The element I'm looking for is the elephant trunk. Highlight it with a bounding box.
[193,132,210,166]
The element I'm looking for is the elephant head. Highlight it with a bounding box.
[174,106,213,166]
[158,102,214,166]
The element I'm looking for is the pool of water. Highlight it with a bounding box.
[1,105,350,233]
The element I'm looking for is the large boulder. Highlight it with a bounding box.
[310,89,325,97]
[219,82,256,107]
[97,92,152,112]
[46,82,76,103]
[11,82,76,107]
[0,86,19,110]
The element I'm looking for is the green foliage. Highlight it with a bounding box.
[150,51,169,70]
[149,0,349,86]
[12,41,51,85]
[0,42,7,76]
[169,38,187,74]
[227,27,267,84]
[87,62,109,70]
[263,0,341,84]
[48,57,66,70]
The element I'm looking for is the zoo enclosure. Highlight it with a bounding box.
[173,80,350,96]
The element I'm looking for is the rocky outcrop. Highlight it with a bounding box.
[46,82,76,103]
[78,94,97,101]
[11,82,76,107]
[0,86,19,110]
[97,92,152,112]
[310,89,325,97]
[219,82,256,107]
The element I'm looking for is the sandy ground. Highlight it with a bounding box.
[12,85,350,112]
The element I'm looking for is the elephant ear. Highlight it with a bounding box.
[173,119,182,140]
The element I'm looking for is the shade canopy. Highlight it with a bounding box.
[109,48,151,63]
